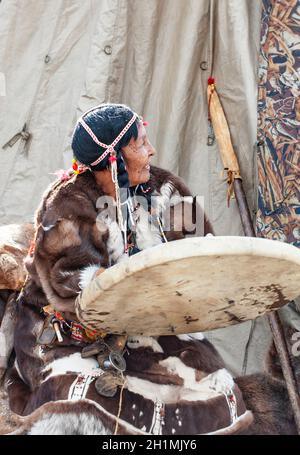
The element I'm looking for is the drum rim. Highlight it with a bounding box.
[78,236,300,298]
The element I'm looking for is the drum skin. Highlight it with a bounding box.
[76,236,300,336]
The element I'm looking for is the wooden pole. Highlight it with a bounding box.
[207,80,300,433]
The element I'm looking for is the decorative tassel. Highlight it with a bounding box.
[72,158,80,174]
[53,169,72,181]
[109,155,117,163]
[110,152,127,251]
[208,77,215,87]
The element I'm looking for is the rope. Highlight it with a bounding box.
[2,124,31,149]
[208,0,215,78]
[114,374,127,435]
[226,170,242,207]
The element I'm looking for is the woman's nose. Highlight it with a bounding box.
[148,142,156,157]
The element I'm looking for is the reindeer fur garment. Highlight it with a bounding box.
[7,167,252,435]
[23,166,204,317]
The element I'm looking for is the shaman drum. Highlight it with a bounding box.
[75,236,300,336]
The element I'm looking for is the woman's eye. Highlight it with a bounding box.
[138,139,146,149]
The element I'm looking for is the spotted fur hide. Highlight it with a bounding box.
[6,166,253,435]
[6,301,253,435]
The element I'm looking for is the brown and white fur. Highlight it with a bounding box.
[0,168,298,434]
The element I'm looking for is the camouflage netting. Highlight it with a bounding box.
[256,0,300,247]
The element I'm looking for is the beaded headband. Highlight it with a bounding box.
[78,112,138,168]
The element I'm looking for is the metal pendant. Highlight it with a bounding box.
[95,371,123,398]
[103,351,126,372]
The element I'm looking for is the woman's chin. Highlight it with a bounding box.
[130,171,151,186]
[142,171,151,183]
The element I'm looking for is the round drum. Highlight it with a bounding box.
[75,236,300,336]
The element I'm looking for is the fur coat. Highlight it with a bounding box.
[6,166,255,435]
[23,166,211,318]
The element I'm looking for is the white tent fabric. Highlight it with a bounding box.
[0,0,261,230]
[1,0,284,376]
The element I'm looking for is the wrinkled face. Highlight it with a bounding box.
[121,123,156,186]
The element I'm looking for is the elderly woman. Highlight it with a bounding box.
[5,104,252,435]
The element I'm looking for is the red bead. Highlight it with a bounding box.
[208,77,215,86]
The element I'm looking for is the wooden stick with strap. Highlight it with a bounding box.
[207,77,300,434]
[207,78,243,209]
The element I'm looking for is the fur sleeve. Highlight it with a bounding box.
[32,218,107,303]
